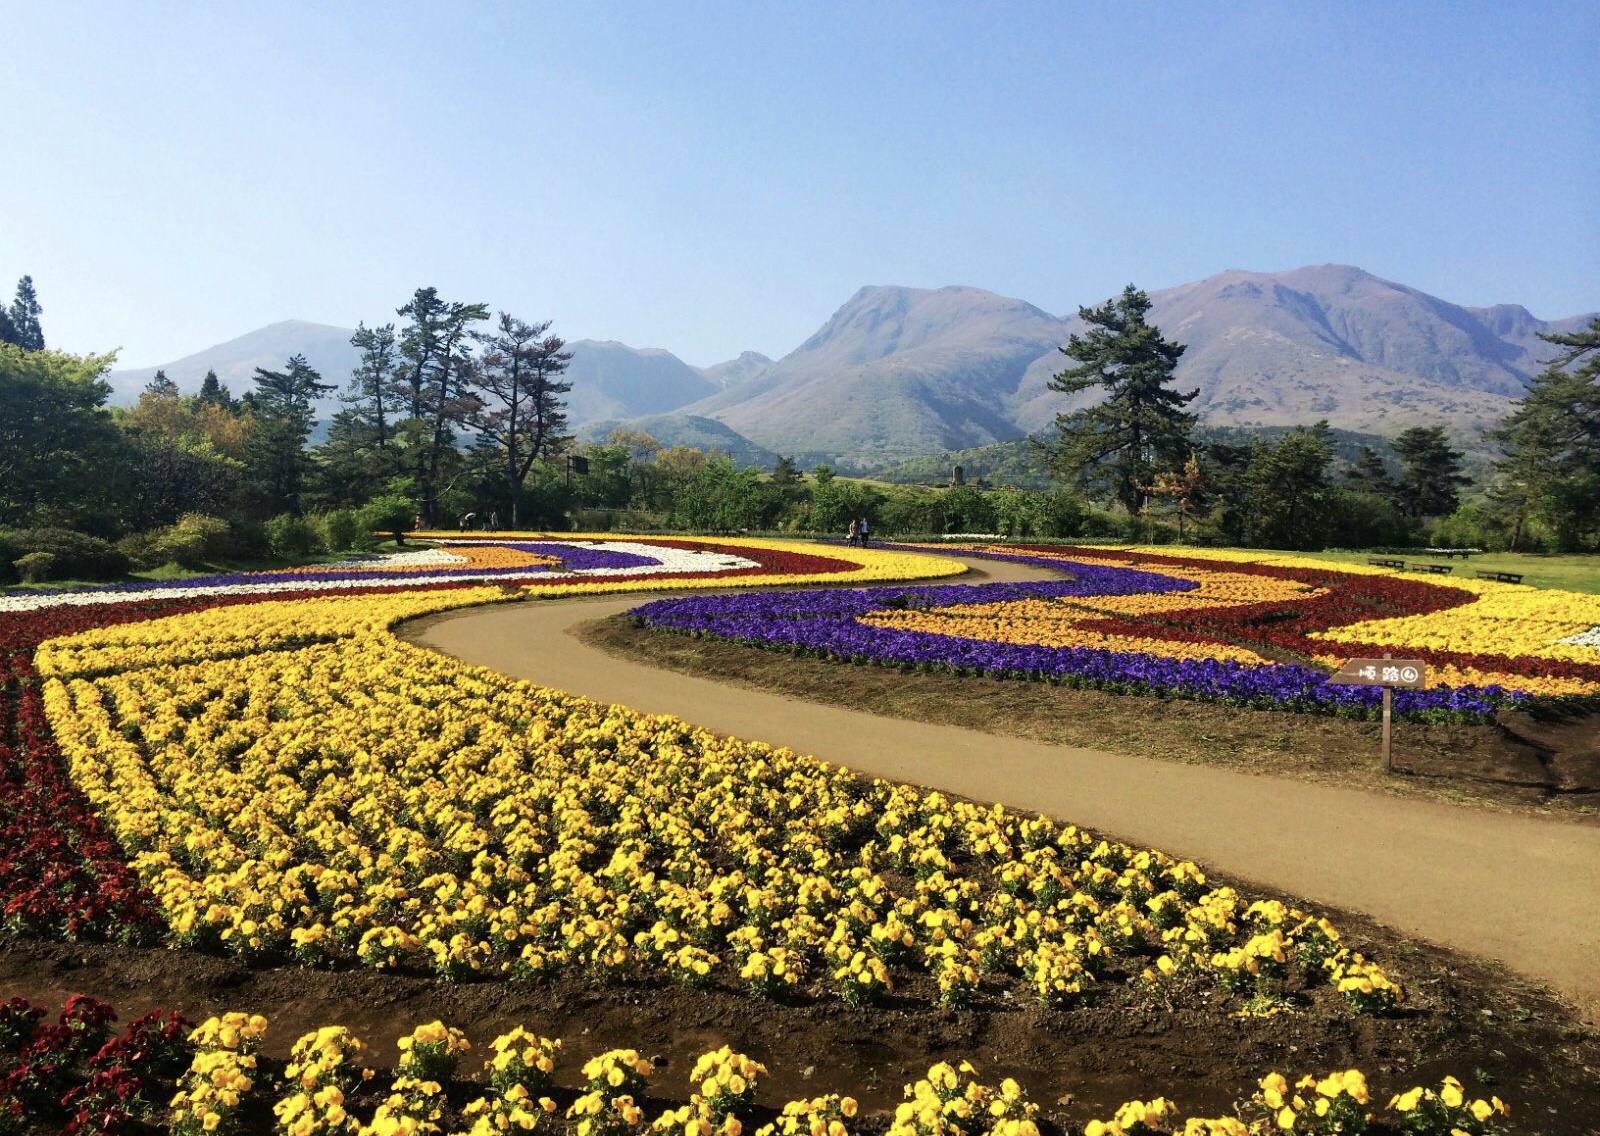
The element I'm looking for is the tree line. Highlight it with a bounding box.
[1037,285,1600,552]
[3,275,1598,585]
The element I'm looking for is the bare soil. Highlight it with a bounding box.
[579,618,1600,820]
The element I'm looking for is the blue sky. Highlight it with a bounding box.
[4,1,1596,369]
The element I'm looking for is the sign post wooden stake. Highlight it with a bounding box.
[1327,652,1426,775]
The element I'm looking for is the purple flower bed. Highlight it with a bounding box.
[628,569,1524,723]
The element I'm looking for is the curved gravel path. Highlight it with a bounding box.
[403,555,1600,1020]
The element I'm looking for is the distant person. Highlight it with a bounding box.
[488,510,500,532]
[846,518,859,546]
[859,517,870,546]
[460,512,476,532]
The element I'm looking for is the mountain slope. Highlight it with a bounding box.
[692,267,1594,461]
[106,320,362,406]
[684,285,1070,462]
[563,340,719,423]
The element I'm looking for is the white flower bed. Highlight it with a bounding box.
[0,542,758,613]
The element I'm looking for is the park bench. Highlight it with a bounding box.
[1476,570,1525,584]
[1406,563,1453,575]
[1426,547,1481,560]
[1367,557,1406,569]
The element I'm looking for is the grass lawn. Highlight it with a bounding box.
[1287,548,1600,594]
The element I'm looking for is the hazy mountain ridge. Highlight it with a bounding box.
[105,266,1595,468]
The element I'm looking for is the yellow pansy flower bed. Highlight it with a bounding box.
[38,582,1398,1016]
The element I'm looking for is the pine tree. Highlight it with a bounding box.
[1488,317,1600,550]
[1044,285,1196,514]
[348,322,401,449]
[1343,445,1398,499]
[194,369,237,412]
[468,314,572,526]
[144,369,180,397]
[1391,426,1471,522]
[246,354,333,515]
[8,276,44,351]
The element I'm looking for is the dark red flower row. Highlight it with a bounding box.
[0,994,191,1135]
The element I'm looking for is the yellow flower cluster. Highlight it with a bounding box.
[1387,1076,1509,1134]
[862,598,1273,665]
[157,1010,1516,1136]
[275,1025,374,1136]
[653,1047,768,1136]
[169,1013,267,1136]
[887,1061,1038,1136]
[1083,1096,1179,1136]
[754,1095,860,1136]
[860,555,1333,666]
[1308,579,1600,670]
[1093,545,1600,674]
[1249,1069,1369,1133]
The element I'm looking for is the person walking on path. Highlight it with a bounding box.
[859,517,871,547]
[846,519,859,547]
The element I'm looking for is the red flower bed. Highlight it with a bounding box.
[0,995,191,1135]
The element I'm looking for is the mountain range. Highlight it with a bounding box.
[106,265,1593,470]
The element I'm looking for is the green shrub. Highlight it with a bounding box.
[154,513,233,567]
[264,513,320,559]
[0,528,129,582]
[359,495,416,546]
[318,509,371,553]
[116,530,167,571]
[13,552,58,584]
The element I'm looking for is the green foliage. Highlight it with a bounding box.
[0,344,122,529]
[1488,317,1600,552]
[155,513,233,567]
[318,509,372,553]
[669,456,779,531]
[246,354,334,516]
[1044,285,1196,514]
[264,513,320,559]
[1392,426,1471,522]
[12,552,57,584]
[0,528,129,584]
[358,495,416,545]
[6,276,44,352]
[1239,423,1335,550]
[1429,502,1516,553]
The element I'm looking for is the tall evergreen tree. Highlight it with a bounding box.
[1343,445,1398,499]
[246,354,333,515]
[194,369,237,412]
[395,288,488,523]
[1044,285,1196,515]
[144,369,179,398]
[468,313,572,526]
[1241,422,1335,549]
[8,276,44,351]
[1391,426,1471,522]
[1488,317,1600,550]
[348,321,401,450]
[0,300,14,346]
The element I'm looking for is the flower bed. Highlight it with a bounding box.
[35,583,1399,1020]
[630,544,1600,720]
[0,536,962,938]
[0,995,1513,1136]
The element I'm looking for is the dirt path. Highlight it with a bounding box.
[403,557,1600,1020]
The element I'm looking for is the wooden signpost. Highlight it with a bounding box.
[1327,654,1427,773]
